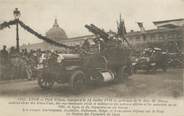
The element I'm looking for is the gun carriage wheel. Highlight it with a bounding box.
[116,66,129,82]
[70,70,86,94]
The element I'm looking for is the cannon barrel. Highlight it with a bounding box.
[85,24,109,42]
[90,24,109,38]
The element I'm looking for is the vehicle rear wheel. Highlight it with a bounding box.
[70,70,86,94]
[38,73,54,89]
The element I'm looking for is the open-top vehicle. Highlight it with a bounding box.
[132,47,168,73]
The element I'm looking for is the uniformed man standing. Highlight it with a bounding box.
[0,45,9,80]
[82,39,90,52]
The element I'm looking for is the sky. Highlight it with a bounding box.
[0,0,184,47]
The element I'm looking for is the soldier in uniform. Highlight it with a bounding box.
[0,45,9,80]
[82,39,90,52]
[9,47,21,80]
[47,51,61,77]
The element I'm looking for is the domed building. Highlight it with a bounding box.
[21,19,95,51]
[46,19,68,41]
[43,18,95,50]
[42,19,69,50]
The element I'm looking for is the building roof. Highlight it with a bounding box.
[153,18,184,28]
[46,19,68,41]
[153,18,184,24]
[125,26,184,37]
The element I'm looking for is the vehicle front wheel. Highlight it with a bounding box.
[38,73,54,89]
[70,70,86,94]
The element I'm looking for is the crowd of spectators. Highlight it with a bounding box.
[0,45,52,80]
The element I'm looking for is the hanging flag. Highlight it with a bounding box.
[116,14,131,47]
[117,14,127,38]
[137,22,145,32]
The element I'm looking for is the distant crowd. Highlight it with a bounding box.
[0,45,37,80]
[0,45,70,81]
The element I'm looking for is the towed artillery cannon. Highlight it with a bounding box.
[37,24,132,93]
[84,24,132,82]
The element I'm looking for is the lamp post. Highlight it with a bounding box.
[13,8,21,52]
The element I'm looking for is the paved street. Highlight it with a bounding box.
[0,69,183,98]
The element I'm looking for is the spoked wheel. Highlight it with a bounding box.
[38,73,54,89]
[70,70,86,94]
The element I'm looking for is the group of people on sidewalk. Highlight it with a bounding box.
[0,45,39,80]
[0,44,81,81]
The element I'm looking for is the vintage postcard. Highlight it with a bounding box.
[0,0,183,116]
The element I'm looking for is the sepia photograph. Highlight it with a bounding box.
[0,0,183,115]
